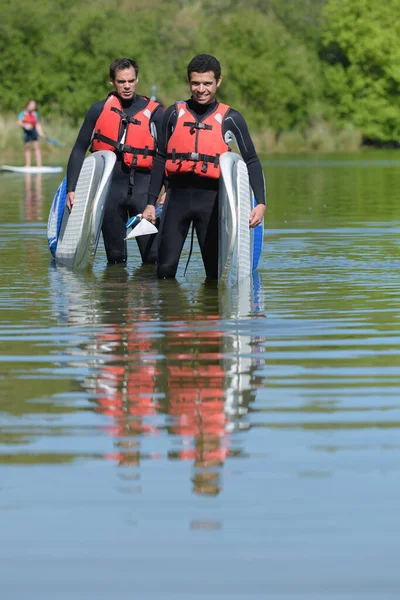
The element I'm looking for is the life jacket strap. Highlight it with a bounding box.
[123,145,156,158]
[183,121,213,135]
[93,131,123,151]
[167,151,220,170]
[110,107,141,126]
[93,131,156,158]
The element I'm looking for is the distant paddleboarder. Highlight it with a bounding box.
[17,100,46,168]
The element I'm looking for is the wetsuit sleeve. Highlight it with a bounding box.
[66,101,104,193]
[223,109,266,205]
[147,105,177,205]
[151,105,165,149]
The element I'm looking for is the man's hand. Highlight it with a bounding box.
[249,204,265,228]
[66,191,75,212]
[142,204,156,224]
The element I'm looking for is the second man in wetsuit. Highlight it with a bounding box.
[66,57,165,265]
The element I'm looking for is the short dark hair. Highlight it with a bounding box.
[109,58,139,80]
[187,54,221,81]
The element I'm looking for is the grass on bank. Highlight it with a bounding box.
[0,113,363,158]
[252,120,363,153]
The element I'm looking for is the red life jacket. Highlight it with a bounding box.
[91,93,159,170]
[165,101,230,179]
[22,111,37,127]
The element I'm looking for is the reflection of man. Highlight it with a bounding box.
[93,266,159,468]
[167,362,228,496]
[69,269,262,494]
[157,281,231,496]
[24,173,42,221]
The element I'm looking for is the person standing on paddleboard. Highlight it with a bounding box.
[142,54,266,280]
[17,100,46,168]
[66,58,165,265]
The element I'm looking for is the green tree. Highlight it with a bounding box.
[320,0,400,142]
[205,9,323,131]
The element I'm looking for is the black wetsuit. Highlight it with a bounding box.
[67,94,164,264]
[147,98,266,279]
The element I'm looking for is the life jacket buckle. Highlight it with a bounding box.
[189,152,199,161]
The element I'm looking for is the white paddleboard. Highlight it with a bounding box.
[47,150,116,269]
[1,165,63,174]
[218,152,264,286]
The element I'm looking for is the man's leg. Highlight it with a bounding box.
[102,178,129,264]
[157,189,192,279]
[193,189,219,280]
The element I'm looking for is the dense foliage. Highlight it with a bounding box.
[0,0,398,144]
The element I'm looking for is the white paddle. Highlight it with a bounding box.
[125,215,158,239]
[125,204,163,239]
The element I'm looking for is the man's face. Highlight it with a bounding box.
[111,67,138,100]
[189,71,221,105]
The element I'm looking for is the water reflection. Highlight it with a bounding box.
[24,173,43,221]
[48,262,266,496]
[1,156,400,595]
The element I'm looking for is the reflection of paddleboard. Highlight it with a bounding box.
[47,150,116,269]
[218,152,264,286]
[0,165,63,174]
[221,271,265,419]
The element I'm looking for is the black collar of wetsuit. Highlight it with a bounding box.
[187,97,219,118]
[108,91,143,109]
[120,93,137,109]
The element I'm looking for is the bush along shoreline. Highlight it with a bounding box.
[2,1,400,148]
[0,114,365,160]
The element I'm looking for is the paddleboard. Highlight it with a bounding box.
[218,152,264,286]
[47,150,116,269]
[0,165,63,174]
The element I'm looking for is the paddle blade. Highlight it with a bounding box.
[126,218,158,239]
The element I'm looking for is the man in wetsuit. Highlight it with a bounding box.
[66,58,164,264]
[142,53,266,279]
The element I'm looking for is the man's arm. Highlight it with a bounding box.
[223,109,266,227]
[223,109,266,205]
[66,101,104,209]
[151,104,165,146]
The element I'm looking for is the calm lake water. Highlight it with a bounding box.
[1,152,399,599]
